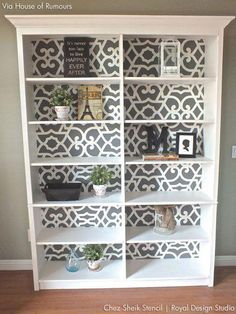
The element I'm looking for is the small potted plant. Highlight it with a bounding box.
[50,86,72,120]
[83,244,104,271]
[90,165,113,196]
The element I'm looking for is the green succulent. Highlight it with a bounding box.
[50,86,72,107]
[83,244,104,261]
[90,166,113,185]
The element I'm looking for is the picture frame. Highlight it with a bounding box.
[77,85,103,120]
[176,132,197,158]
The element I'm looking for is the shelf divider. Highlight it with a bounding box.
[33,191,122,207]
[28,120,120,125]
[126,226,209,243]
[31,156,122,166]
[37,227,123,245]
[26,76,121,84]
[124,76,216,84]
[125,191,215,205]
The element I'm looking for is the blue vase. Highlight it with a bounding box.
[65,249,80,272]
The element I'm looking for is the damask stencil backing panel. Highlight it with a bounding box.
[126,241,200,259]
[124,84,204,121]
[44,243,122,261]
[38,165,121,193]
[42,206,122,228]
[31,38,205,78]
[32,38,119,77]
[124,38,205,77]
[126,205,201,226]
[31,36,206,265]
[125,164,202,192]
[125,123,204,156]
[34,84,120,121]
[37,123,121,157]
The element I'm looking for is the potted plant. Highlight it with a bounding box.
[83,244,104,271]
[90,165,113,196]
[50,86,72,120]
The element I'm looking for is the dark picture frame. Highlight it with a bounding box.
[176,132,197,158]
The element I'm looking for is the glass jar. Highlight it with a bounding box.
[65,248,80,272]
[153,205,176,235]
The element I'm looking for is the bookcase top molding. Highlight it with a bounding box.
[5,15,234,36]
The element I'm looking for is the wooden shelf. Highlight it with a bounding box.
[37,227,123,245]
[28,120,120,125]
[125,156,213,165]
[125,119,214,124]
[33,191,122,207]
[31,156,122,166]
[39,260,123,283]
[26,77,121,84]
[125,191,214,205]
[126,259,208,281]
[126,226,208,243]
[124,77,215,84]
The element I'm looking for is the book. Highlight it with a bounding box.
[77,85,103,120]
[142,152,179,161]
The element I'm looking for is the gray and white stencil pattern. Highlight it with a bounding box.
[34,84,120,121]
[124,123,203,156]
[42,206,122,227]
[181,39,205,77]
[37,124,121,157]
[124,38,205,77]
[125,164,202,192]
[32,39,64,77]
[124,84,204,120]
[32,38,119,77]
[126,241,200,259]
[39,165,121,193]
[124,38,160,77]
[44,244,122,261]
[126,205,201,226]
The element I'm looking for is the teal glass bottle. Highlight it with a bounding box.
[65,248,80,272]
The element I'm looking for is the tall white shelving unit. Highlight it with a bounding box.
[6,15,234,290]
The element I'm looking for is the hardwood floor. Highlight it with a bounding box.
[0,267,236,314]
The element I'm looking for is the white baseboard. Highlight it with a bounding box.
[215,255,236,266]
[0,259,32,270]
[0,256,235,270]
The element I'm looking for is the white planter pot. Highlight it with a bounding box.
[54,106,70,120]
[93,184,107,196]
[87,259,102,271]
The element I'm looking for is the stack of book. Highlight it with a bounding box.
[142,152,179,161]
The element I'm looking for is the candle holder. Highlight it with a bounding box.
[160,39,180,77]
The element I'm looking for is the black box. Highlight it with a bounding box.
[43,183,81,201]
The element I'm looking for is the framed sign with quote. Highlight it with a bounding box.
[64,37,90,77]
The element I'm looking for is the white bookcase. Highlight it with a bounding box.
[6,15,234,290]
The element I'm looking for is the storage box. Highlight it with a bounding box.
[43,183,81,201]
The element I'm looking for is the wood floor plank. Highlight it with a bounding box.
[0,267,235,314]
